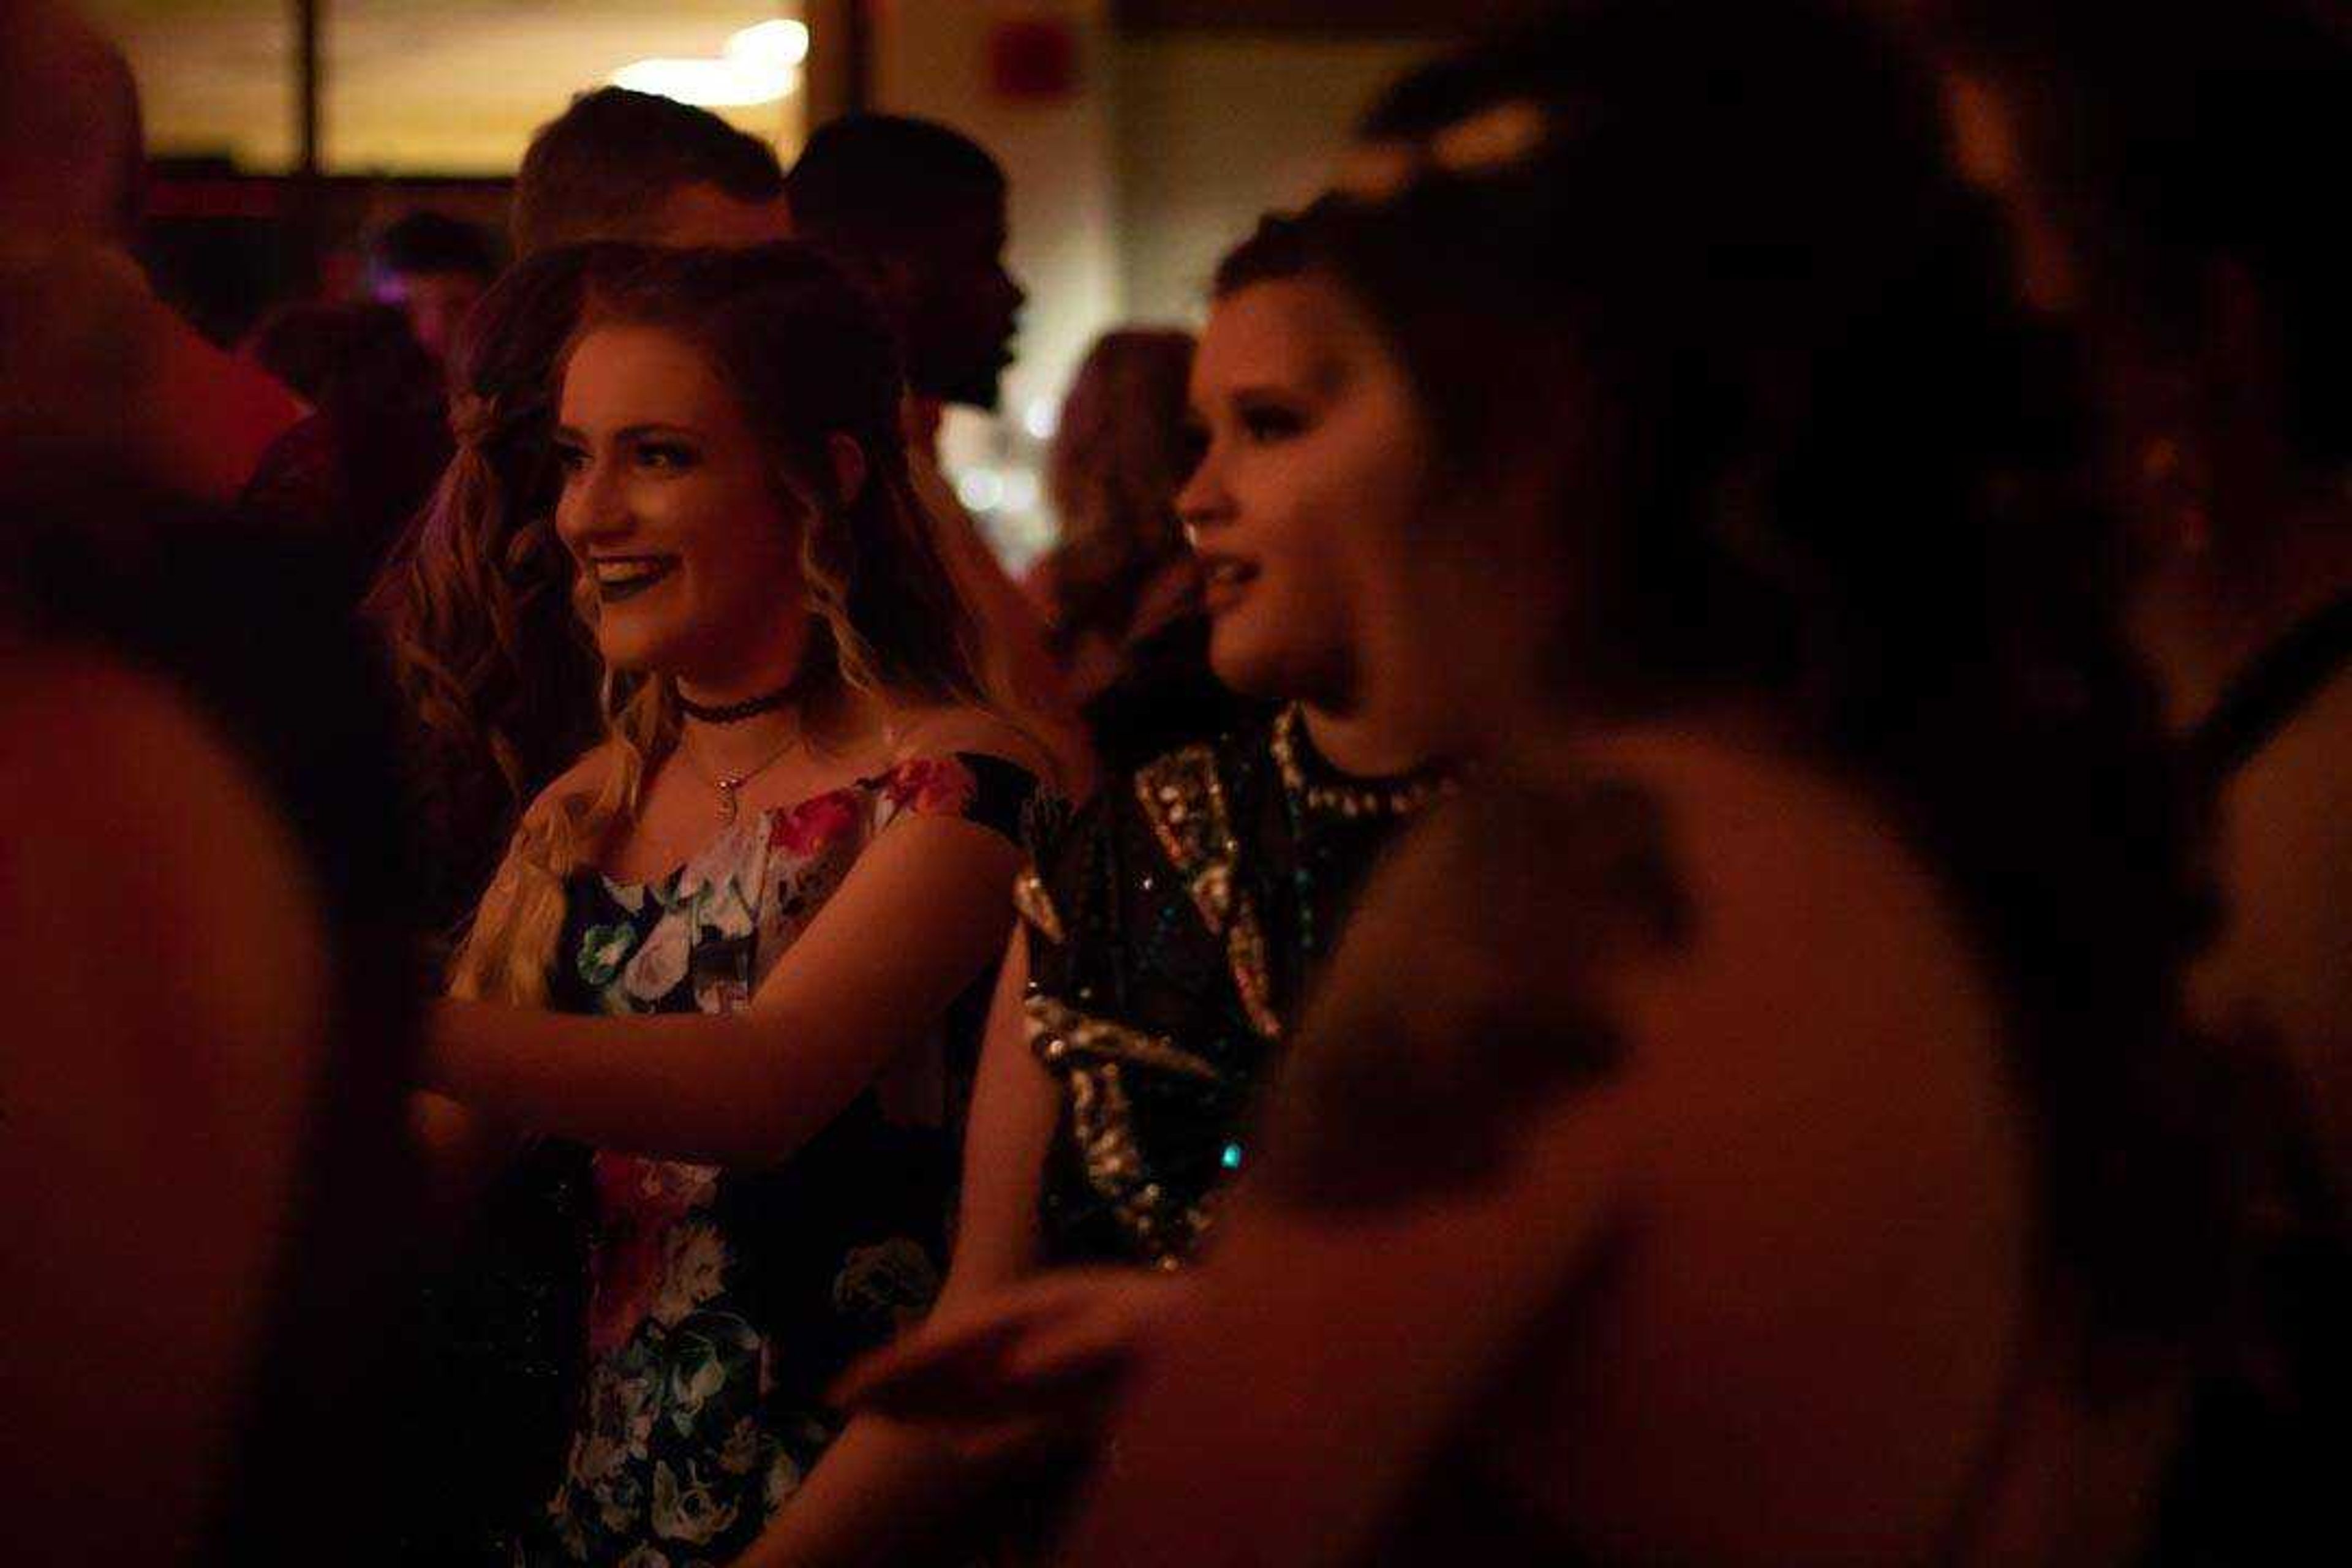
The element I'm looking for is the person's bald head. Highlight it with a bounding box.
[0,2,143,243]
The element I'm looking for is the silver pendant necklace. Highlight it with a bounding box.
[684,727,801,824]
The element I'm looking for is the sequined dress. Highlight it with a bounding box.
[1017,706,1449,1267]
[510,752,1039,1565]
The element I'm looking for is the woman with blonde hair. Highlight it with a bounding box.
[416,240,1056,1564]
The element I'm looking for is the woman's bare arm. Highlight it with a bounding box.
[423,809,1023,1164]
[740,929,1070,1567]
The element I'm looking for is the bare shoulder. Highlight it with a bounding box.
[0,644,327,1152]
[891,702,1057,782]
[1550,724,2017,1183]
[1571,724,1975,968]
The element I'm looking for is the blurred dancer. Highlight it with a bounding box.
[5,23,419,1553]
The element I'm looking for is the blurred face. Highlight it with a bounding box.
[905,190,1025,410]
[375,269,488,362]
[554,325,810,692]
[1177,276,1435,706]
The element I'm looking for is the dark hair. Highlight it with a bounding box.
[1932,1,2352,474]
[1211,209,1321,299]
[366,243,643,937]
[783,113,1004,249]
[511,87,783,258]
[1289,0,2239,1378]
[370,208,499,282]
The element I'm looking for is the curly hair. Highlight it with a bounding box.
[366,243,644,942]
[446,241,995,1005]
[1266,0,2246,1381]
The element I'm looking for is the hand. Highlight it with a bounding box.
[831,1268,1191,1466]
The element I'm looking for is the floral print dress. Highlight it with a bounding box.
[523,752,1039,1567]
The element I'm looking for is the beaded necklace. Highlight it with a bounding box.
[1268,703,1455,961]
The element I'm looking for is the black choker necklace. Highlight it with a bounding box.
[676,681,801,725]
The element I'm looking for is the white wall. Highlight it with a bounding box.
[862,7,1433,568]
[868,0,1123,568]
[1112,32,1429,325]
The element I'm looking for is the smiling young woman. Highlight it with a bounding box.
[415,241,1061,1565]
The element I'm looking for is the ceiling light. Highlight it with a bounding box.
[612,18,809,107]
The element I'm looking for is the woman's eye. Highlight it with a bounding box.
[553,444,589,478]
[1238,402,1306,443]
[635,441,698,472]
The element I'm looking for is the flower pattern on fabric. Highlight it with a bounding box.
[523,753,1042,1566]
[769,788,862,856]
[877,754,979,824]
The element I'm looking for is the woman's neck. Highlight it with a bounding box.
[677,701,808,778]
[1296,692,1454,780]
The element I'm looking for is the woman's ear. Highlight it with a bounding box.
[828,432,869,510]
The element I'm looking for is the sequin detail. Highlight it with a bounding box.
[1011,865,1065,946]
[1134,748,1282,1039]
[1027,995,1218,1263]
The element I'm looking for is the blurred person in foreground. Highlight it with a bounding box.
[1060,4,2291,1562]
[4,19,418,1558]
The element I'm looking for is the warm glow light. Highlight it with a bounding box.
[956,467,1008,514]
[612,19,809,107]
[728,20,811,72]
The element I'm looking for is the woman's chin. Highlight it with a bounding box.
[592,630,672,676]
[1205,624,1306,705]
